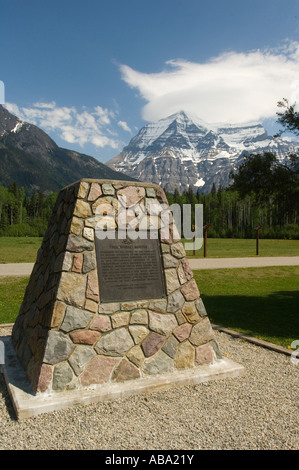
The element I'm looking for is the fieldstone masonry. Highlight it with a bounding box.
[12,179,222,396]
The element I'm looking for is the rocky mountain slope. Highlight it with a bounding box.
[107,111,297,193]
[0,105,135,194]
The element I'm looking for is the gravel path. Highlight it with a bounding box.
[0,325,298,450]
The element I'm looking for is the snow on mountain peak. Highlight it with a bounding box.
[11,121,24,133]
[107,110,298,193]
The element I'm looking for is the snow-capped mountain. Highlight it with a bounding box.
[107,111,297,193]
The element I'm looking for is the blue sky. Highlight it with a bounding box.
[1,0,299,162]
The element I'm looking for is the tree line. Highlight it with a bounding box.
[0,174,297,239]
[0,182,57,236]
[165,181,298,240]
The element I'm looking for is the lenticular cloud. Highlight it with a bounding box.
[120,41,299,125]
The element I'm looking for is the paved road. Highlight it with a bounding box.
[0,263,34,276]
[0,256,298,276]
[188,256,299,270]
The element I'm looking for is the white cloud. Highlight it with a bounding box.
[120,41,299,125]
[5,102,120,149]
[32,101,57,109]
[5,102,21,117]
[94,105,115,125]
[118,120,131,132]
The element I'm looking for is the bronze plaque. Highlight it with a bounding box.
[95,234,166,302]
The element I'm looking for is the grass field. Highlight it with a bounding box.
[0,276,29,324]
[0,236,298,349]
[0,266,298,349]
[0,237,43,263]
[194,266,299,349]
[185,237,299,258]
[0,237,298,263]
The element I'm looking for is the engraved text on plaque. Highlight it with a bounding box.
[95,235,166,302]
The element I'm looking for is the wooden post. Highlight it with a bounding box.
[254,225,262,256]
[192,225,196,256]
[203,224,210,258]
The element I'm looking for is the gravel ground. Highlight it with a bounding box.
[0,325,298,450]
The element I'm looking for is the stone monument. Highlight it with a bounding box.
[2,179,244,418]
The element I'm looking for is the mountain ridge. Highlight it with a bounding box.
[0,105,136,195]
[107,110,298,193]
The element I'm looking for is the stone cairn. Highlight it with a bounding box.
[12,179,221,394]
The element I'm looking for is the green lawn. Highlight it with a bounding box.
[0,237,298,263]
[0,236,298,349]
[185,237,299,258]
[0,276,29,324]
[194,266,299,349]
[0,267,298,349]
[0,237,43,263]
